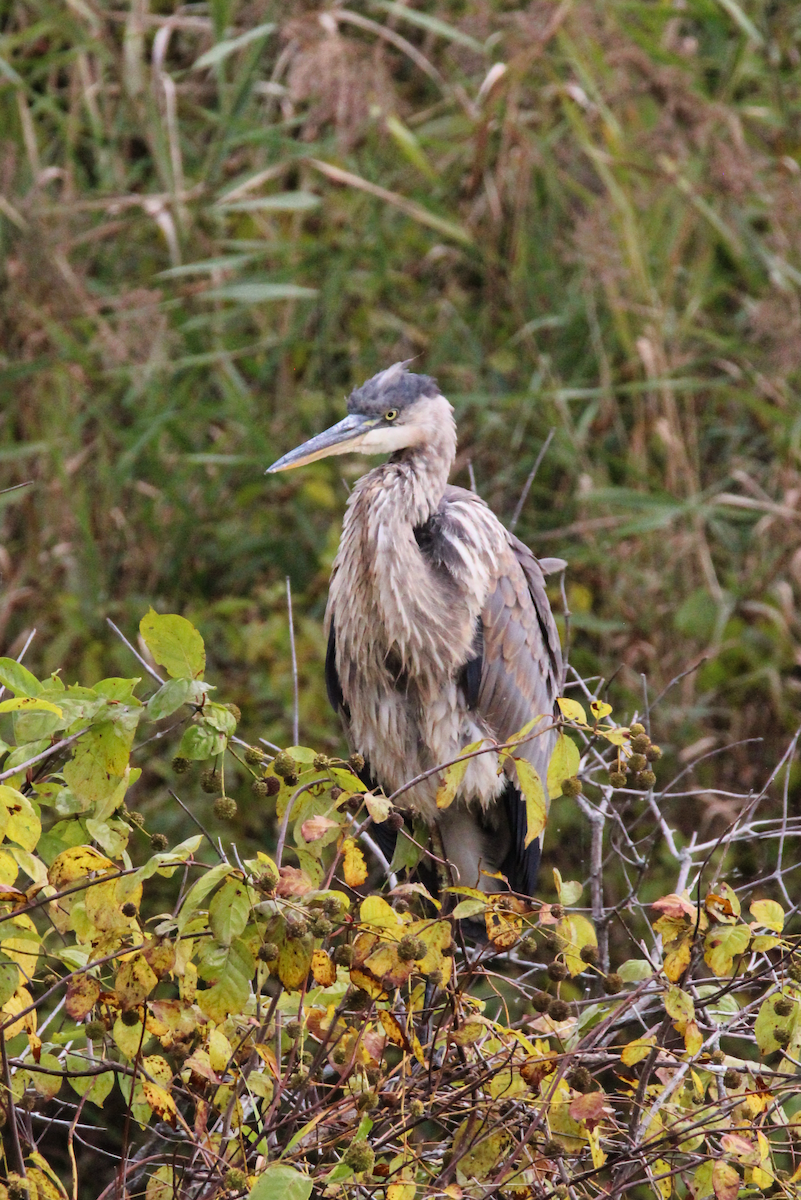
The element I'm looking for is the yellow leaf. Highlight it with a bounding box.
[546,733,580,800]
[683,1020,703,1056]
[601,727,629,747]
[142,1080,177,1124]
[665,985,695,1024]
[0,786,41,852]
[589,699,612,720]
[2,986,36,1037]
[663,935,692,983]
[146,1166,175,1200]
[278,936,313,992]
[558,913,597,977]
[557,697,587,724]
[24,1165,65,1200]
[621,1036,656,1066]
[387,1186,416,1200]
[749,899,784,933]
[360,895,403,935]
[342,838,367,887]
[48,845,115,888]
[115,955,158,1010]
[0,848,18,886]
[436,739,483,809]
[1,911,39,976]
[653,1159,673,1200]
[407,919,452,982]
[485,905,522,949]
[65,974,101,1020]
[208,1028,232,1073]
[513,759,547,846]
[311,949,336,987]
[0,697,62,715]
[378,1008,410,1049]
[113,1014,145,1058]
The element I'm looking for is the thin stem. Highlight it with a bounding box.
[105,617,165,686]
[286,577,299,747]
[169,790,225,861]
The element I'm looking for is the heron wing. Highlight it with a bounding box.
[425,487,562,893]
[476,528,562,780]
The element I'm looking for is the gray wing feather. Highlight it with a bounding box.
[435,485,563,797]
[476,532,562,799]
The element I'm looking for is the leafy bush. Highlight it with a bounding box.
[0,612,799,1200]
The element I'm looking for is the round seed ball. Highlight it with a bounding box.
[213,795,237,820]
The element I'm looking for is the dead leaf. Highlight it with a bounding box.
[301,815,339,842]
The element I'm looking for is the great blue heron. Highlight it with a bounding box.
[268,362,563,898]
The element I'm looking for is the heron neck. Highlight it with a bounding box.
[386,398,457,525]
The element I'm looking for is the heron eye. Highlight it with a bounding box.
[384,409,398,421]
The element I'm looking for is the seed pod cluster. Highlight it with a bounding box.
[609,723,661,791]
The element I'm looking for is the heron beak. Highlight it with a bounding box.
[266,413,380,473]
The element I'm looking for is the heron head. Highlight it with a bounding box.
[267,362,451,472]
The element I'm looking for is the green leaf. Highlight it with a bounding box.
[93,677,142,703]
[193,21,275,69]
[329,767,367,792]
[65,1055,115,1107]
[553,869,582,906]
[369,0,487,53]
[139,609,206,680]
[202,283,317,304]
[176,863,233,931]
[203,702,237,736]
[218,192,321,213]
[63,711,140,803]
[755,992,800,1055]
[703,923,751,977]
[197,938,253,1022]
[249,1164,313,1200]
[146,678,194,720]
[0,657,42,697]
[0,953,18,1006]
[178,722,226,761]
[452,898,487,920]
[617,959,654,982]
[389,818,426,875]
[209,877,251,945]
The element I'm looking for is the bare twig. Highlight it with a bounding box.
[0,625,36,701]
[509,428,555,533]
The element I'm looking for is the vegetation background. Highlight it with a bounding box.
[2,1,801,1197]
[2,0,801,969]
